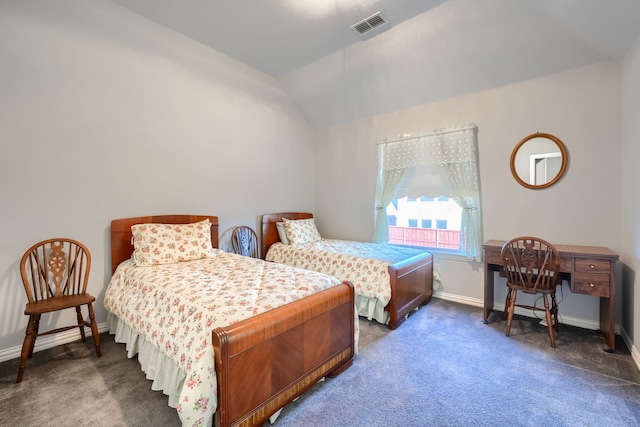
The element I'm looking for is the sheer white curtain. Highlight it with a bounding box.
[373,123,483,261]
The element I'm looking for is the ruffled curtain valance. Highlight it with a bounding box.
[378,124,479,170]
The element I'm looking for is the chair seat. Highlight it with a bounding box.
[24,293,96,315]
[508,283,555,295]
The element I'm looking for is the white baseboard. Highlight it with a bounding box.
[433,291,484,308]
[0,322,109,363]
[620,327,640,372]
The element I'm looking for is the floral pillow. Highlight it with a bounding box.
[131,219,213,266]
[282,218,321,245]
[276,222,290,245]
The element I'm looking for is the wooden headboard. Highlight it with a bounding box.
[260,212,313,259]
[110,215,219,273]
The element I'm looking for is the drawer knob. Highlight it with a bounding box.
[589,282,595,288]
[590,264,595,269]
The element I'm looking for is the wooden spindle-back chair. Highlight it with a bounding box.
[17,238,102,382]
[501,236,561,348]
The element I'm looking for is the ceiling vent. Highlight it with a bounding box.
[351,12,388,36]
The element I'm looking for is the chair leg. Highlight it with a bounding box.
[17,315,38,383]
[87,303,102,357]
[76,306,87,343]
[551,293,559,332]
[505,289,517,337]
[543,295,556,348]
[503,289,512,320]
[28,314,40,358]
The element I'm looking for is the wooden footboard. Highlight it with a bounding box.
[212,281,355,427]
[387,252,433,330]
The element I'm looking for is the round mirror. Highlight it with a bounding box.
[510,132,567,190]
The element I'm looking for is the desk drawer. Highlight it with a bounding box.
[572,272,610,297]
[574,258,611,274]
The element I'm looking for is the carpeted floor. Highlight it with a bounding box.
[1,298,639,427]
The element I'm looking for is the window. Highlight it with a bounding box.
[373,124,483,260]
[386,197,461,250]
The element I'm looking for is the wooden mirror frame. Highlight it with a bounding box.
[510,132,568,190]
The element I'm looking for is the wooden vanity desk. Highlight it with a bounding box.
[483,240,619,352]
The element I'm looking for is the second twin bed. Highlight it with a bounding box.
[261,212,434,330]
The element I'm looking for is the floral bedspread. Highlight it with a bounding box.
[265,239,429,306]
[103,249,344,427]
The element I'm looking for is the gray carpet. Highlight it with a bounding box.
[1,298,639,427]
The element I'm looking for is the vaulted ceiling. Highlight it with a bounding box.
[111,0,640,128]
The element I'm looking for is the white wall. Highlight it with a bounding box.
[314,61,623,328]
[621,35,640,359]
[0,1,316,357]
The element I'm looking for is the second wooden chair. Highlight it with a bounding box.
[231,226,259,258]
[501,236,561,348]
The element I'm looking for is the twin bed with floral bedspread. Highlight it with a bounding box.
[104,215,357,427]
[261,212,434,329]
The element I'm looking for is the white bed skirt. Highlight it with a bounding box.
[355,294,389,325]
[107,312,185,408]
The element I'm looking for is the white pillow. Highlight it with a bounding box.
[276,221,290,245]
[131,219,213,266]
[282,218,321,245]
